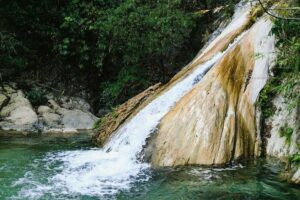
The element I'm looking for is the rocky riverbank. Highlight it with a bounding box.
[0,83,98,133]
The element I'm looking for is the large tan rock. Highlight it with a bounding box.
[92,3,259,146]
[151,18,275,166]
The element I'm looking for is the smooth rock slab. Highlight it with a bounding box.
[60,108,97,130]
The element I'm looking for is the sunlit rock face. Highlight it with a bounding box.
[165,1,254,90]
[151,17,275,167]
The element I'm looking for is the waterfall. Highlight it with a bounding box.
[14,2,253,198]
[14,53,226,199]
[15,54,223,199]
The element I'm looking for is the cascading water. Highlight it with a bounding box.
[13,2,253,199]
[14,53,223,199]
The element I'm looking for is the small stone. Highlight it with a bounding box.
[37,106,52,114]
[48,99,60,110]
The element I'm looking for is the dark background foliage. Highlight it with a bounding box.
[0,0,236,113]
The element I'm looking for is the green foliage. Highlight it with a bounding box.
[93,108,117,129]
[0,0,235,108]
[258,10,300,119]
[0,32,27,77]
[93,118,102,130]
[257,78,277,119]
[100,66,148,106]
[270,13,300,109]
[26,87,46,106]
[289,153,300,166]
[279,124,294,145]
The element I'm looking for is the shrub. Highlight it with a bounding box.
[279,124,294,145]
[26,87,46,106]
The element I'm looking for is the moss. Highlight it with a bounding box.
[279,124,294,145]
[250,4,264,23]
[93,108,117,130]
[93,118,102,129]
[257,78,278,119]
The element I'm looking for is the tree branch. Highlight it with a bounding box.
[256,0,300,21]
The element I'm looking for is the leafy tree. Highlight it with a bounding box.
[0,0,234,109]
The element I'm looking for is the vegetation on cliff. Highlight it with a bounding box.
[258,1,300,167]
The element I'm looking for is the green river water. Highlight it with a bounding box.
[0,131,299,200]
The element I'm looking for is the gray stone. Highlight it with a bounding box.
[48,99,60,110]
[266,95,300,158]
[0,94,9,110]
[37,105,52,114]
[41,112,61,127]
[60,109,98,130]
[1,84,16,95]
[0,90,38,131]
[0,106,38,131]
[60,97,91,112]
[0,90,31,117]
[0,84,98,133]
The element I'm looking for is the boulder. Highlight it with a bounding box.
[60,97,91,112]
[0,84,98,133]
[151,17,275,166]
[59,108,98,130]
[37,105,52,114]
[0,90,38,131]
[41,112,61,127]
